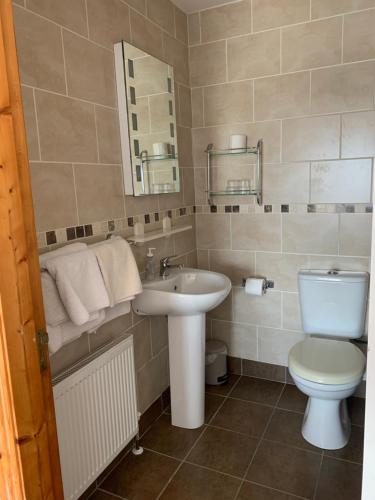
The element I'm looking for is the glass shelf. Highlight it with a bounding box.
[207,147,258,156]
[208,190,259,196]
[139,154,177,163]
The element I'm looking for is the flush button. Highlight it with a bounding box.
[328,269,339,275]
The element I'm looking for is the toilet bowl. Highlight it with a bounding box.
[289,337,366,449]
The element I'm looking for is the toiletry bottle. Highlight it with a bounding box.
[145,247,157,281]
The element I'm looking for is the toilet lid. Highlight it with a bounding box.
[289,338,366,385]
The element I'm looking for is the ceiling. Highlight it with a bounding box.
[172,0,239,14]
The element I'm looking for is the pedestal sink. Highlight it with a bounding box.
[132,268,231,429]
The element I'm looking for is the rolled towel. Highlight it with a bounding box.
[48,310,105,354]
[91,237,142,307]
[40,242,87,269]
[44,249,110,326]
[41,271,68,326]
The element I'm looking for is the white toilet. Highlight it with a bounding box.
[288,270,368,450]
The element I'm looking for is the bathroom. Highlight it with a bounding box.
[0,0,375,498]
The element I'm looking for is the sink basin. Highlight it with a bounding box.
[132,268,231,316]
[132,268,231,429]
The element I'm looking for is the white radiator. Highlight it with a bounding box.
[53,336,138,500]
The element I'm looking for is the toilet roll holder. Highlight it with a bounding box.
[242,278,274,293]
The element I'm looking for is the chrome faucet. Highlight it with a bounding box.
[160,255,183,277]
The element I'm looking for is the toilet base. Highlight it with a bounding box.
[302,397,351,450]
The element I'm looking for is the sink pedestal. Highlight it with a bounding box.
[168,314,205,429]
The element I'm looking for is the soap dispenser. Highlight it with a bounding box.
[145,247,157,281]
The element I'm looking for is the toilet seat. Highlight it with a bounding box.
[289,337,365,385]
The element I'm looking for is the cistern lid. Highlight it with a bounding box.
[299,270,369,283]
[289,338,366,385]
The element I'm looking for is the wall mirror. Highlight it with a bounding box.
[114,41,180,197]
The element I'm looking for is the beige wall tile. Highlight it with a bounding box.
[309,255,370,272]
[177,126,193,166]
[233,288,282,328]
[253,0,310,31]
[14,6,66,93]
[126,0,146,14]
[125,194,159,217]
[164,34,189,85]
[282,293,303,331]
[26,0,88,36]
[137,348,169,413]
[254,72,310,121]
[86,0,130,49]
[95,106,122,164]
[174,226,196,254]
[197,249,209,269]
[188,13,200,45]
[311,62,375,114]
[63,30,116,106]
[182,167,195,205]
[21,86,39,161]
[339,214,372,256]
[200,1,251,43]
[228,30,280,81]
[194,168,208,204]
[196,214,231,249]
[74,164,125,224]
[30,163,78,231]
[310,159,372,203]
[283,214,339,254]
[130,9,164,61]
[90,315,132,351]
[191,88,204,128]
[312,0,375,18]
[35,91,97,163]
[208,291,233,320]
[131,319,152,369]
[147,0,175,35]
[212,320,257,360]
[175,6,188,44]
[204,81,253,127]
[150,316,168,356]
[258,327,304,366]
[209,250,255,286]
[343,9,375,62]
[232,214,282,252]
[282,18,342,72]
[256,253,310,292]
[50,334,90,377]
[342,111,375,158]
[190,41,227,87]
[263,163,310,204]
[282,115,340,162]
[178,85,192,128]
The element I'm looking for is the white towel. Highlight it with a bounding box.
[41,271,68,326]
[91,237,142,307]
[88,301,132,333]
[44,249,110,326]
[48,310,105,354]
[40,242,87,269]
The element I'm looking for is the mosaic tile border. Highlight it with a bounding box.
[38,205,196,248]
[195,203,373,215]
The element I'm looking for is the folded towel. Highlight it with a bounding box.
[44,249,110,326]
[41,271,68,326]
[48,310,105,354]
[40,242,87,269]
[91,237,142,307]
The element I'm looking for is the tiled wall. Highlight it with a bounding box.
[189,0,375,367]
[13,0,194,414]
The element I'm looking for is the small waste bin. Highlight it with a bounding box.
[205,339,228,386]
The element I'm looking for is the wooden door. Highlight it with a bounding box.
[0,1,64,498]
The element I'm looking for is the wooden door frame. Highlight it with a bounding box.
[0,1,63,498]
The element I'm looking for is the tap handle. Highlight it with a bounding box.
[160,255,177,266]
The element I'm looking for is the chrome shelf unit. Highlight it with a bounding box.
[205,139,263,205]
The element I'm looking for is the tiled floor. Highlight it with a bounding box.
[90,375,365,500]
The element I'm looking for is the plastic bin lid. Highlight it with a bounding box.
[206,339,227,354]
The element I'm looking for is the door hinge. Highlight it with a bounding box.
[36,330,49,372]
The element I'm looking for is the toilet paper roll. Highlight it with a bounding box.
[245,278,265,296]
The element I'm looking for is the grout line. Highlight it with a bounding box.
[60,28,69,95]
[312,454,324,500]
[32,88,42,161]
[341,15,345,64]
[84,0,90,39]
